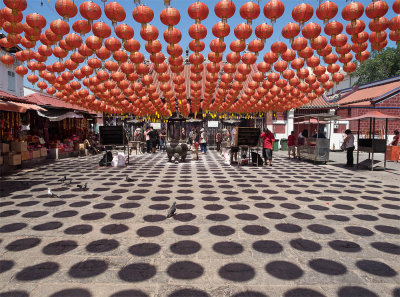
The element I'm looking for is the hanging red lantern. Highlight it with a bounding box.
[282,23,300,41]
[263,0,284,23]
[394,0,400,14]
[248,39,264,55]
[369,17,388,32]
[274,60,287,73]
[15,65,28,76]
[85,35,102,51]
[160,7,180,28]
[330,34,347,47]
[255,23,273,42]
[291,58,304,70]
[306,56,320,68]
[189,24,207,40]
[302,22,321,40]
[105,2,126,25]
[164,27,182,44]
[230,39,246,52]
[145,40,162,54]
[79,1,101,24]
[215,0,236,22]
[332,73,344,84]
[389,31,400,44]
[281,49,296,62]
[95,46,111,61]
[212,22,230,40]
[55,0,77,21]
[27,74,39,84]
[226,52,241,64]
[65,33,82,49]
[72,20,91,36]
[316,1,338,24]
[311,36,328,51]
[291,37,307,51]
[210,39,226,53]
[3,8,23,23]
[104,37,121,52]
[324,21,343,37]
[140,25,158,41]
[151,52,165,64]
[292,3,314,25]
[365,1,389,20]
[132,5,154,26]
[271,41,287,55]
[342,2,364,22]
[188,2,209,22]
[346,19,365,36]
[343,62,356,74]
[116,24,134,41]
[26,13,46,29]
[234,23,252,40]
[369,31,387,44]
[240,2,260,25]
[124,39,141,53]
[0,54,14,66]
[92,22,111,40]
[264,51,278,64]
[4,0,27,11]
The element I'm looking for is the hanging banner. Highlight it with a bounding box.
[208,121,219,128]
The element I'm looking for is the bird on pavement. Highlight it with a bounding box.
[47,188,58,197]
[125,175,134,182]
[58,175,67,183]
[167,202,176,218]
[65,179,72,186]
[77,183,88,190]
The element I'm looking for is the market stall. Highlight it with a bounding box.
[294,113,341,164]
[342,111,400,171]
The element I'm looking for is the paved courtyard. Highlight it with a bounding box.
[0,151,399,297]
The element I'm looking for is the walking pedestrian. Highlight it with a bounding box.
[144,126,151,153]
[216,131,222,152]
[188,128,194,149]
[390,130,399,146]
[148,127,158,153]
[160,128,167,152]
[260,128,275,166]
[288,131,296,159]
[297,129,307,159]
[192,130,199,160]
[200,128,207,154]
[342,129,355,167]
[230,126,238,164]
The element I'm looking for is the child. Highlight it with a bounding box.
[193,141,199,160]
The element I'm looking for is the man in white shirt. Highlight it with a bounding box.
[343,129,355,167]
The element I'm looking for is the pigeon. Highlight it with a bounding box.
[58,175,67,183]
[65,179,72,186]
[47,188,58,197]
[77,183,88,190]
[125,175,134,182]
[166,202,176,218]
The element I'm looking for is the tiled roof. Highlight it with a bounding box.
[23,92,95,113]
[337,80,400,106]
[0,90,19,100]
[298,96,338,109]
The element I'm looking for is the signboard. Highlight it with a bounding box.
[208,121,219,128]
[151,123,161,130]
[237,127,260,146]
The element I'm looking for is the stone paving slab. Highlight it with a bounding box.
[0,151,399,297]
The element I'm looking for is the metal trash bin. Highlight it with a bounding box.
[280,139,288,151]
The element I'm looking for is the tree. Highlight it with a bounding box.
[354,47,400,85]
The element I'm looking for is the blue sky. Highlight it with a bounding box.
[15,0,399,87]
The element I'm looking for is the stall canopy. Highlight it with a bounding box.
[0,99,47,113]
[342,110,400,121]
[37,110,84,122]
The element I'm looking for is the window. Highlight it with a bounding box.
[8,71,15,92]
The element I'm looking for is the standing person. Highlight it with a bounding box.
[200,128,208,154]
[216,131,222,152]
[297,129,307,159]
[148,127,158,153]
[230,126,238,164]
[391,130,399,146]
[188,128,194,149]
[260,128,275,166]
[144,126,151,153]
[160,128,167,152]
[288,131,296,159]
[342,129,355,167]
[192,131,199,160]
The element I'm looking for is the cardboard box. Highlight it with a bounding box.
[32,150,41,159]
[6,154,21,166]
[0,143,10,154]
[11,141,28,153]
[40,147,47,157]
[21,151,30,161]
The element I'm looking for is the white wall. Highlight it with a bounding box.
[23,86,38,96]
[0,50,24,97]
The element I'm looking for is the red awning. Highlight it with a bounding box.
[0,99,47,113]
[342,110,400,121]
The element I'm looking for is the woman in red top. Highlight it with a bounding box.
[288,131,296,159]
[391,130,399,146]
[260,128,275,166]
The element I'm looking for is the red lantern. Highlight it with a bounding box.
[324,21,343,37]
[105,2,126,24]
[116,24,134,41]
[145,40,162,54]
[346,19,365,36]
[15,65,28,76]
[332,73,344,84]
[210,39,226,53]
[188,2,209,22]
[281,49,296,62]
[271,41,287,55]
[212,22,230,40]
[164,27,182,44]
[92,22,111,40]
[4,0,27,11]
[255,23,273,42]
[234,23,252,40]
[302,22,321,40]
[72,20,91,35]
[124,39,141,53]
[79,1,101,23]
[291,58,304,70]
[27,74,39,84]
[369,31,387,44]
[0,54,14,66]
[248,39,264,54]
[3,8,23,23]
[26,13,46,29]
[240,2,260,24]
[215,0,236,22]
[160,7,180,27]
[369,17,388,32]
[282,23,300,41]
[140,25,158,41]
[263,0,284,23]
[189,24,207,40]
[291,37,307,51]
[85,35,102,51]
[264,51,278,64]
[316,1,338,24]
[65,33,82,49]
[104,37,121,53]
[292,3,314,25]
[226,52,241,64]
[342,2,364,22]
[365,1,388,20]
[343,62,356,74]
[394,0,400,14]
[311,36,328,51]
[55,0,77,21]
[274,60,287,73]
[306,56,320,68]
[331,34,347,47]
